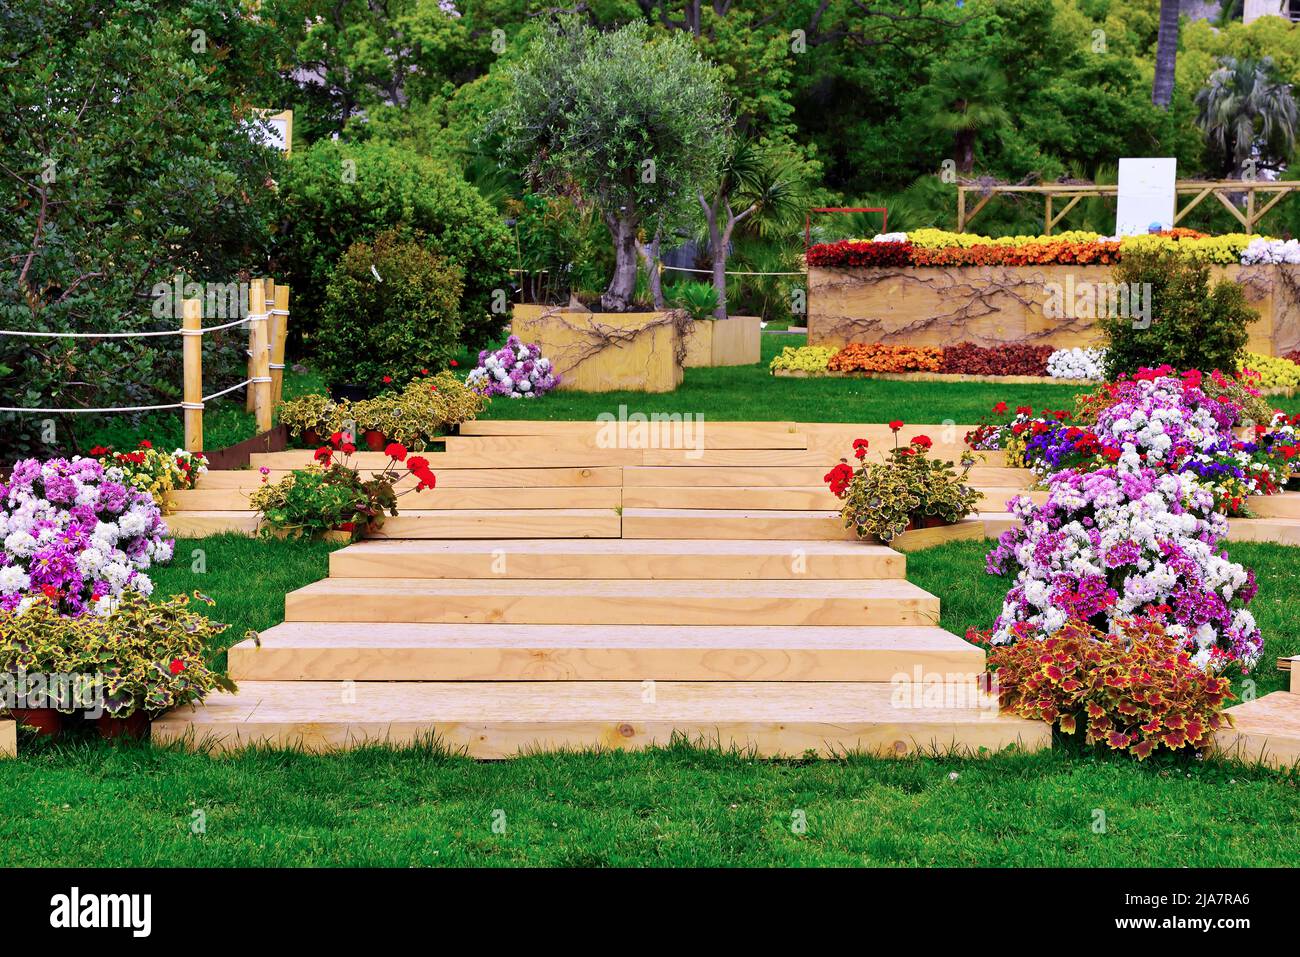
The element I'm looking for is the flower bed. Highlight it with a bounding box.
[986,467,1262,672]
[810,229,1258,269]
[466,336,559,398]
[88,442,208,510]
[0,457,173,617]
[769,342,1098,383]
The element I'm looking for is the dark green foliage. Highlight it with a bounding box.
[1100,248,1258,378]
[277,139,512,352]
[0,0,282,455]
[315,230,464,390]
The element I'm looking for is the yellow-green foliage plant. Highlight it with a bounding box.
[769,345,837,373]
[0,591,239,716]
[352,372,489,450]
[1240,352,1300,390]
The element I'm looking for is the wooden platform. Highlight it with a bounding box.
[0,720,13,758]
[228,623,984,682]
[1215,692,1300,768]
[152,680,1048,758]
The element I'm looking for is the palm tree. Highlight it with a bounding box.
[1152,0,1180,108]
[696,137,801,319]
[1195,56,1300,178]
[921,61,1011,174]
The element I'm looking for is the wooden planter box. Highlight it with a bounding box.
[887,519,986,552]
[512,305,684,393]
[683,315,762,367]
[808,263,1300,355]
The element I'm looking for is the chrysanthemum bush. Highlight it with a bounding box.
[985,466,1262,672]
[466,336,559,399]
[1046,347,1106,380]
[89,441,207,510]
[0,457,173,617]
[972,617,1235,759]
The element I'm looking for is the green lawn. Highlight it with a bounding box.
[81,336,1300,453]
[2,534,1296,868]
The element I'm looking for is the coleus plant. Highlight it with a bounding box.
[973,616,1235,760]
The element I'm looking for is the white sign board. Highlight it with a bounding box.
[249,109,293,155]
[1115,157,1176,236]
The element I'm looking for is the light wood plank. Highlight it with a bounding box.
[173,486,621,511]
[623,466,829,487]
[442,426,807,452]
[195,466,623,489]
[640,449,830,466]
[283,577,939,627]
[329,538,904,580]
[888,520,986,553]
[167,512,260,538]
[228,622,983,681]
[622,486,838,510]
[152,680,1049,758]
[375,509,620,539]
[0,720,13,758]
[1214,691,1300,768]
[622,507,851,541]
[460,420,798,435]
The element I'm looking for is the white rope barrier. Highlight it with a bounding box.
[0,315,256,339]
[661,264,806,276]
[0,377,257,415]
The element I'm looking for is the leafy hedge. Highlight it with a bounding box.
[278,140,513,354]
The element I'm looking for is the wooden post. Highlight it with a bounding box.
[956,187,966,233]
[270,282,290,408]
[1044,195,1053,236]
[249,278,272,433]
[182,298,204,452]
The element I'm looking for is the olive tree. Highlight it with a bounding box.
[492,17,731,312]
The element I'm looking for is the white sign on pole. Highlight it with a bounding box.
[1115,157,1177,236]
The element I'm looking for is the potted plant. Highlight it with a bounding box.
[0,591,238,739]
[825,423,980,542]
[248,436,437,540]
[277,393,340,447]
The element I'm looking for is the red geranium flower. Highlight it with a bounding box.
[992,402,1008,415]
[382,375,392,384]
[329,431,344,447]
[911,435,932,450]
[385,443,408,461]
[314,447,332,464]
[138,440,152,449]
[888,420,903,432]
[450,359,459,367]
[89,445,109,456]
[169,659,186,675]
[851,438,869,459]
[340,442,356,454]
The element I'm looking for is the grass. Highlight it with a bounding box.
[2,534,1296,867]
[80,335,1300,451]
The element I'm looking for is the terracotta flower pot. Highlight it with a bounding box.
[302,428,321,446]
[97,710,150,741]
[363,430,387,451]
[9,707,62,737]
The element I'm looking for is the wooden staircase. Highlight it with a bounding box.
[154,421,1048,757]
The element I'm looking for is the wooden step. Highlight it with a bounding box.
[1214,692,1300,769]
[966,467,1035,486]
[173,486,621,511]
[442,426,808,452]
[1242,493,1300,519]
[623,508,849,541]
[640,449,830,467]
[460,420,798,436]
[167,511,260,538]
[622,486,837,510]
[228,622,983,681]
[195,466,623,490]
[373,509,620,539]
[623,466,829,487]
[151,680,1050,758]
[251,449,647,469]
[283,578,939,626]
[0,719,13,758]
[975,488,1047,509]
[329,538,904,580]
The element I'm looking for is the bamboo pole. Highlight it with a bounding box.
[249,278,272,433]
[270,282,290,408]
[182,298,204,452]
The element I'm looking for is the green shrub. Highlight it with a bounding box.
[278,139,513,351]
[669,281,720,321]
[315,231,465,390]
[1100,248,1258,378]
